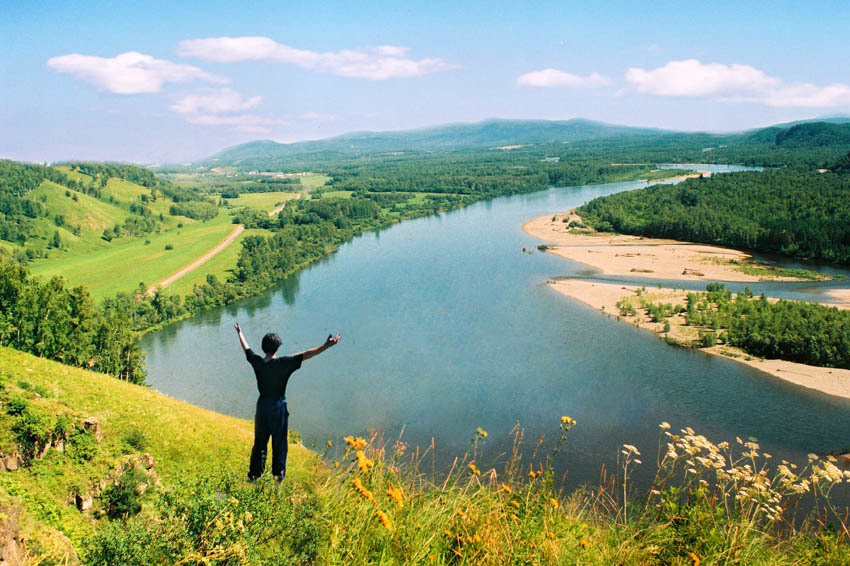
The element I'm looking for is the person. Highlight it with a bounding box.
[235,322,340,482]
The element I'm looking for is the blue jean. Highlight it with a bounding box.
[248,397,288,480]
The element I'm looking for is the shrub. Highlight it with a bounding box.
[101,467,147,519]
[68,428,98,462]
[123,428,147,451]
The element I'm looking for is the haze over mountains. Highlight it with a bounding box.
[191,117,850,170]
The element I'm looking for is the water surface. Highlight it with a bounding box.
[143,168,850,490]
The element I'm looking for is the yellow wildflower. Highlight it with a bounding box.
[376,509,393,532]
[501,483,513,494]
[510,500,520,509]
[344,436,367,450]
[689,552,700,566]
[326,440,333,447]
[386,482,404,508]
[510,513,519,521]
[549,497,559,509]
[456,509,466,519]
[528,470,536,479]
[356,450,374,473]
[560,416,576,426]
[579,538,590,549]
[443,530,452,537]
[468,463,481,476]
[473,534,482,543]
[352,477,375,503]
[333,460,340,468]
[475,427,488,438]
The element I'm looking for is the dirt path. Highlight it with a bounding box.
[146,198,298,296]
[147,224,245,296]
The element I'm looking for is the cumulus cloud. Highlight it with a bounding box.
[47,51,227,94]
[626,59,850,107]
[170,88,262,115]
[516,68,609,88]
[177,36,456,80]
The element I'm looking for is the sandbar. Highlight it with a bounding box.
[548,279,850,400]
[523,211,835,283]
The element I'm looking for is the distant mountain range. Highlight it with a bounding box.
[192,116,850,170]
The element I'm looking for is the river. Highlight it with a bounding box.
[142,165,850,490]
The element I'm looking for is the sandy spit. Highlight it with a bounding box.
[546,279,850,400]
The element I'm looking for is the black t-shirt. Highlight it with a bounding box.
[245,349,303,399]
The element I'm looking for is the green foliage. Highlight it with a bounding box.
[85,473,322,565]
[67,428,98,462]
[101,466,148,519]
[579,168,850,264]
[0,260,146,383]
[123,428,148,451]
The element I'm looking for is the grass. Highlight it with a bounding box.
[299,174,331,189]
[0,346,317,563]
[1,346,848,563]
[29,213,239,300]
[164,227,273,297]
[226,191,301,212]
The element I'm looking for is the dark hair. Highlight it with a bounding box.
[261,333,282,354]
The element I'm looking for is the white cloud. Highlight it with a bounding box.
[170,88,261,115]
[516,68,609,88]
[47,51,227,94]
[626,58,850,108]
[177,36,456,80]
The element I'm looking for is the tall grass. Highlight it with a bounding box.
[85,418,850,564]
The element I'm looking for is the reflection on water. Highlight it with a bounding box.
[142,172,850,495]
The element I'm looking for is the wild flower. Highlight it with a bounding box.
[500,483,513,494]
[579,538,590,549]
[689,551,700,565]
[326,440,333,447]
[376,509,393,532]
[344,436,367,450]
[356,450,374,473]
[386,482,404,508]
[475,427,488,438]
[468,463,481,476]
[352,477,375,503]
[548,497,559,509]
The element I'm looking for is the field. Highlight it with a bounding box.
[226,190,302,212]
[29,213,239,299]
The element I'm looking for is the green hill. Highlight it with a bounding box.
[201,119,668,168]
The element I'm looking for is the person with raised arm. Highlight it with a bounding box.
[235,322,340,482]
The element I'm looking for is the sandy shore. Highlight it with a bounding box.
[549,279,850,400]
[523,211,835,283]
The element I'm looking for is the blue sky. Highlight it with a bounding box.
[2,1,850,163]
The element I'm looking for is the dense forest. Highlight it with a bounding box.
[636,283,850,369]
[578,168,850,264]
[0,260,145,383]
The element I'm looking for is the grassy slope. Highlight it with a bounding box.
[0,346,317,560]
[29,213,238,300]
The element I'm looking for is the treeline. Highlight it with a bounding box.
[578,168,850,264]
[651,284,850,369]
[0,261,145,383]
[0,160,71,244]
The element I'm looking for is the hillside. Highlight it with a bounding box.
[199,119,669,168]
[1,347,849,564]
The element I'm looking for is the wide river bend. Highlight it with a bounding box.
[143,166,850,490]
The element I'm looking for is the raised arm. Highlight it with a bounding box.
[301,333,341,361]
[234,323,250,353]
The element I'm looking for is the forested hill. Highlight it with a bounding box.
[199,119,668,167]
[774,122,850,148]
[577,168,850,264]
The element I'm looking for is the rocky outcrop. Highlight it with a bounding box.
[0,507,26,565]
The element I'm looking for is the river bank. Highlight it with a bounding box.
[525,211,850,399]
[523,211,844,283]
[546,279,850,400]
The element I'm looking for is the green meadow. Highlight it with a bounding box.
[29,212,238,300]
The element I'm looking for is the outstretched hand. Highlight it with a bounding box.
[234,323,242,333]
[325,333,341,347]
